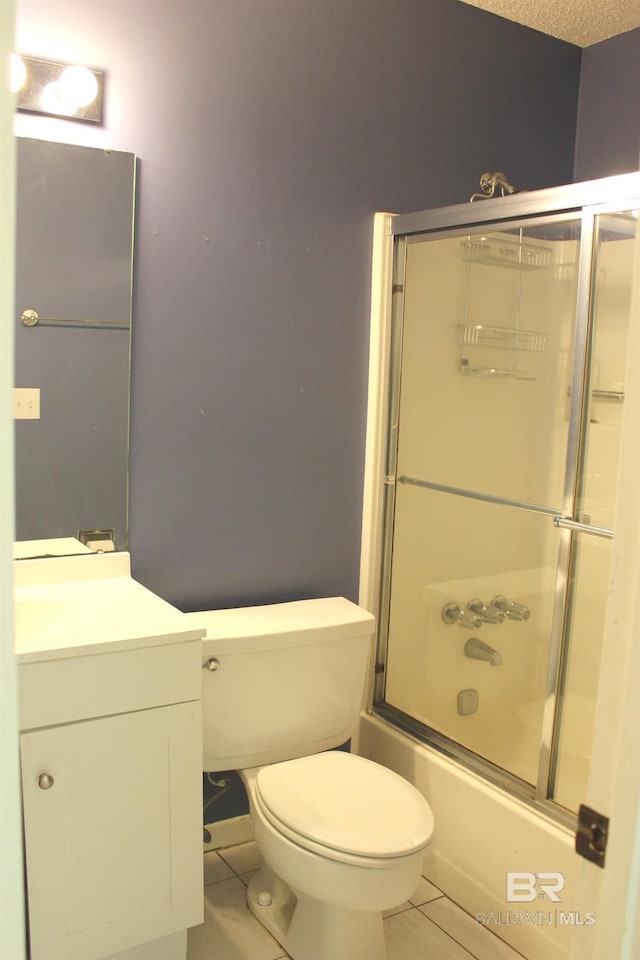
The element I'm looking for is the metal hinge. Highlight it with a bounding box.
[383,474,396,486]
[575,804,609,868]
[392,283,404,294]
[374,663,385,675]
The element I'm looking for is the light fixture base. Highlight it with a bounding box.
[15,55,104,124]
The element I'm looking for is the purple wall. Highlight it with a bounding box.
[16,0,581,611]
[575,27,640,181]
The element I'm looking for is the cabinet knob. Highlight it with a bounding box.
[203,658,219,672]
[38,773,55,790]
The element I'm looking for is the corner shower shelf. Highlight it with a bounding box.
[461,235,552,270]
[459,324,547,379]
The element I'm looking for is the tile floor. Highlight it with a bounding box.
[187,841,525,960]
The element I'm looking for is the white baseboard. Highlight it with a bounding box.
[204,814,253,851]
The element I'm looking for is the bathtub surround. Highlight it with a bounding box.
[359,174,640,958]
[372,188,636,820]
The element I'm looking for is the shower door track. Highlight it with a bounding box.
[372,700,576,829]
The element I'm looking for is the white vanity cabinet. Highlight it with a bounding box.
[15,553,206,960]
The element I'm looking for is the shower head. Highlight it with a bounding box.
[470,171,517,202]
[489,172,516,195]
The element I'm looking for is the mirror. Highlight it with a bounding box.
[14,138,136,557]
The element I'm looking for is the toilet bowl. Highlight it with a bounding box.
[241,753,432,960]
[188,597,434,960]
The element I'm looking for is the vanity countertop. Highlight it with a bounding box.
[14,552,204,664]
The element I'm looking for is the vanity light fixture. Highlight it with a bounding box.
[13,55,103,123]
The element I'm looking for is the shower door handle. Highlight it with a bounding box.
[553,516,613,540]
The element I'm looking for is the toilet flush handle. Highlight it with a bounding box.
[204,658,220,672]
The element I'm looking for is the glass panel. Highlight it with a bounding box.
[552,209,639,812]
[384,486,560,786]
[397,220,582,509]
[551,532,611,812]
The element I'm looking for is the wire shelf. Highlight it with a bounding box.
[461,236,551,270]
[460,362,536,380]
[459,324,547,353]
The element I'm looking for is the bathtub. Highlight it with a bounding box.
[356,711,579,959]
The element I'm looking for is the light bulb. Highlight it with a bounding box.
[57,65,98,108]
[40,80,76,116]
[10,54,26,93]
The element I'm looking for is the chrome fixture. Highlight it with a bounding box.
[492,596,530,621]
[470,171,517,202]
[468,599,505,624]
[12,54,103,123]
[552,516,614,540]
[443,597,526,627]
[21,308,129,330]
[457,688,479,716]
[464,636,502,667]
[442,602,482,629]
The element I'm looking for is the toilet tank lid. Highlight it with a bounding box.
[184,597,375,654]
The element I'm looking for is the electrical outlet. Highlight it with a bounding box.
[13,388,40,420]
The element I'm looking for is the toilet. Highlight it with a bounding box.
[189,597,434,960]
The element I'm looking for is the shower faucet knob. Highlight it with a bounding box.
[458,607,483,629]
[492,596,530,621]
[442,602,482,629]
[468,599,505,624]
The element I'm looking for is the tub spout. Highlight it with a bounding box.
[464,636,502,666]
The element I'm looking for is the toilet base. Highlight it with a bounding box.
[247,866,387,960]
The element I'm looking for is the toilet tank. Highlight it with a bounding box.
[187,597,375,771]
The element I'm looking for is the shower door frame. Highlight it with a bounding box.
[362,172,640,832]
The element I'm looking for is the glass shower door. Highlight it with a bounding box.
[376,205,638,819]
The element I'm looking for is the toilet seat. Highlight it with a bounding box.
[254,751,433,864]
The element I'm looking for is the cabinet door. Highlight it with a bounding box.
[21,702,203,960]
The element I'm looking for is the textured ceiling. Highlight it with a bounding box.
[457,0,640,47]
